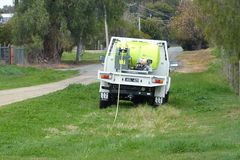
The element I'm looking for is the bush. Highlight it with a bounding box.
[170,0,208,50]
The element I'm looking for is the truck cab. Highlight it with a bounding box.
[98,37,171,108]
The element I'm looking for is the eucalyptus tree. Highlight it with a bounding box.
[13,0,125,63]
[64,0,124,62]
[13,0,49,56]
[13,0,66,62]
[43,0,66,62]
[96,0,125,48]
[64,0,98,62]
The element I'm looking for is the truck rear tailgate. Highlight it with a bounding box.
[98,71,167,87]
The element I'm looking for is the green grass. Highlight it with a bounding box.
[0,59,240,159]
[0,65,78,90]
[61,51,106,64]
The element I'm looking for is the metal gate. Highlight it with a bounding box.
[0,45,26,64]
[14,47,26,64]
[0,45,10,64]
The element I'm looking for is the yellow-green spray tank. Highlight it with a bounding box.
[116,41,160,70]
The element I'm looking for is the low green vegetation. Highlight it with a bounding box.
[61,51,105,64]
[0,65,78,90]
[0,59,239,159]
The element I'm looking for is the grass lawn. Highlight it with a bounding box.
[0,59,240,159]
[61,50,106,64]
[0,65,78,90]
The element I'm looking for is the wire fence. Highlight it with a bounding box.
[222,54,240,95]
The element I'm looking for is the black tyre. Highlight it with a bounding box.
[163,92,169,104]
[109,94,117,105]
[99,99,109,109]
[148,96,161,107]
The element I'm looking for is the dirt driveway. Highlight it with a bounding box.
[0,64,102,107]
[176,49,215,73]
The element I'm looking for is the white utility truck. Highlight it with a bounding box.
[98,37,171,108]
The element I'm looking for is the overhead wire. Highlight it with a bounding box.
[138,4,171,18]
[123,1,171,25]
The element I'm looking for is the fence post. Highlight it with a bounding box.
[234,62,239,95]
[0,44,1,61]
[10,45,14,64]
[239,60,240,96]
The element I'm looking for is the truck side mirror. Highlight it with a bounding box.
[99,55,105,64]
[170,61,179,72]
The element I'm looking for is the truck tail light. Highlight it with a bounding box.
[152,78,164,84]
[100,73,111,79]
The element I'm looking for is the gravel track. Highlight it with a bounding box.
[0,64,102,107]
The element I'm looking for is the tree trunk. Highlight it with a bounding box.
[43,26,61,63]
[104,4,109,49]
[76,38,83,62]
[15,0,19,8]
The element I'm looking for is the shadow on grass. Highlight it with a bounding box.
[109,101,164,110]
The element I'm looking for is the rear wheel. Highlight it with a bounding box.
[99,99,109,109]
[99,99,108,109]
[163,92,169,104]
[99,92,112,109]
[148,96,161,107]
[109,94,117,105]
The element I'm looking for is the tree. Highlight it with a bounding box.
[170,0,207,50]
[96,0,125,48]
[196,0,240,59]
[13,0,77,63]
[141,17,166,40]
[0,21,13,44]
[42,0,67,63]
[65,0,98,62]
[110,18,150,39]
[196,0,240,95]
[125,0,181,40]
[13,0,125,63]
[13,0,49,62]
[0,5,14,13]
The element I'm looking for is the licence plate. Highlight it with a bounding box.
[125,78,139,82]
